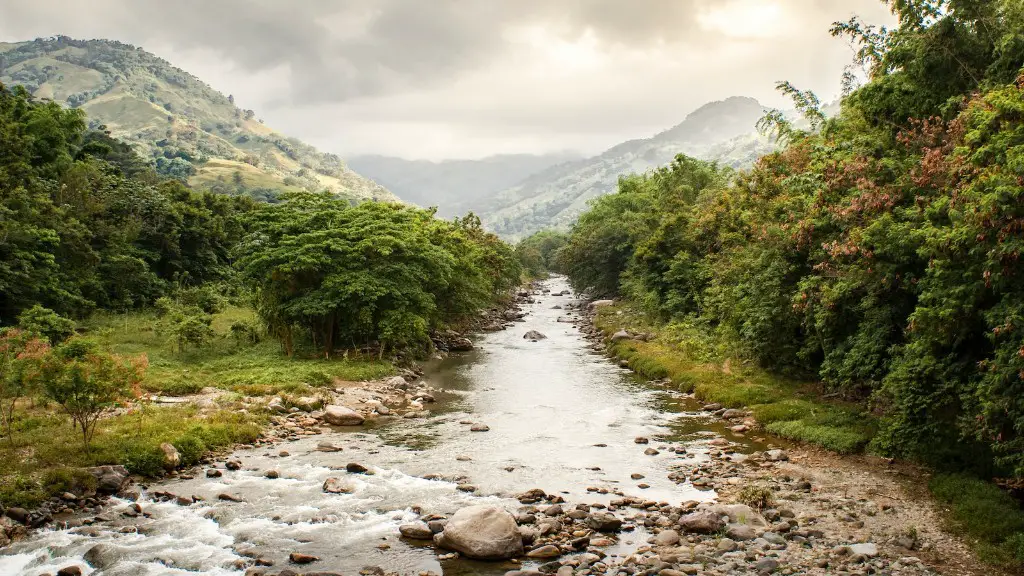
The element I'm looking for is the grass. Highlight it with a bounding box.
[595,304,875,453]
[0,405,264,508]
[929,474,1024,569]
[84,306,394,395]
[0,305,395,508]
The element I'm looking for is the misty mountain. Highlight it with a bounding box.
[479,96,776,239]
[348,152,581,218]
[0,36,398,203]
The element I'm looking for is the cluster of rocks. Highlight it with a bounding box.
[0,465,132,546]
[384,474,937,576]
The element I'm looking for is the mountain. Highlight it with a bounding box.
[0,36,399,203]
[479,96,777,239]
[348,152,581,218]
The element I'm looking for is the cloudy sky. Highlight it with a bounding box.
[0,0,894,160]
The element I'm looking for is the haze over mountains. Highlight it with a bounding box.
[355,96,775,239]
[0,37,399,203]
[348,152,581,219]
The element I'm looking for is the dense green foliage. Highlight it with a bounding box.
[561,0,1024,482]
[0,82,253,323]
[237,199,520,356]
[515,230,568,278]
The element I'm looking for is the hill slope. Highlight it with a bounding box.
[0,36,398,203]
[347,152,581,218]
[480,96,777,239]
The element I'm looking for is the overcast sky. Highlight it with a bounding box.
[0,0,894,160]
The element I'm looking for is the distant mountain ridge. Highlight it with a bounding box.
[478,96,777,239]
[348,152,581,218]
[0,36,399,203]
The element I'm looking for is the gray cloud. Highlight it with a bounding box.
[0,0,895,158]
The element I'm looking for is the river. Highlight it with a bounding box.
[0,277,755,576]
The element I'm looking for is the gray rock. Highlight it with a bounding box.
[725,524,758,540]
[159,442,180,471]
[654,529,680,546]
[610,330,631,342]
[470,423,490,432]
[87,465,130,495]
[844,542,879,557]
[717,538,738,552]
[323,405,364,426]
[755,557,779,573]
[399,522,433,539]
[316,441,344,452]
[436,505,524,560]
[449,337,474,351]
[523,331,547,340]
[322,478,354,494]
[765,449,788,461]
[589,300,615,309]
[712,504,768,528]
[84,544,117,569]
[526,544,561,558]
[679,510,726,534]
[587,512,623,532]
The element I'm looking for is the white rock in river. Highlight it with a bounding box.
[435,505,523,560]
[323,405,364,426]
[159,442,180,471]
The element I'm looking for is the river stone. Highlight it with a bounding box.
[589,300,614,309]
[289,552,319,564]
[519,526,538,544]
[435,505,523,560]
[159,442,180,471]
[679,510,725,534]
[56,566,83,576]
[654,529,681,546]
[323,405,364,426]
[316,440,344,452]
[323,478,354,494]
[587,513,623,532]
[843,543,879,558]
[87,465,130,495]
[526,544,561,558]
[712,504,768,528]
[523,330,547,340]
[470,423,490,432]
[399,522,433,539]
[610,330,631,342]
[725,524,758,540]
[449,337,474,351]
[84,544,118,569]
[755,557,780,573]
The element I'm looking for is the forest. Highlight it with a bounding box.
[545,0,1024,564]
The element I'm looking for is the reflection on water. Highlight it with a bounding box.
[0,277,752,576]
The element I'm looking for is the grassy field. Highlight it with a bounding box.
[594,303,875,453]
[84,306,394,396]
[0,306,395,508]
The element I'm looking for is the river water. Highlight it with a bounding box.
[1,277,753,576]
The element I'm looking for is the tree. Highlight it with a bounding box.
[0,329,49,444]
[34,338,146,451]
[17,305,75,344]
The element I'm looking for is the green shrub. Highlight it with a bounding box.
[41,467,97,496]
[17,305,76,344]
[172,434,206,466]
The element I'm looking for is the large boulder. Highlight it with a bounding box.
[87,466,130,495]
[523,331,547,341]
[450,337,474,351]
[159,443,180,471]
[610,330,631,342]
[323,405,364,426]
[678,510,725,534]
[586,513,623,532]
[435,505,523,560]
[711,504,768,528]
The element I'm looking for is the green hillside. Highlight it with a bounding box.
[0,36,399,203]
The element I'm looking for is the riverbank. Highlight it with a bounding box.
[576,298,1024,573]
[0,291,533,539]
